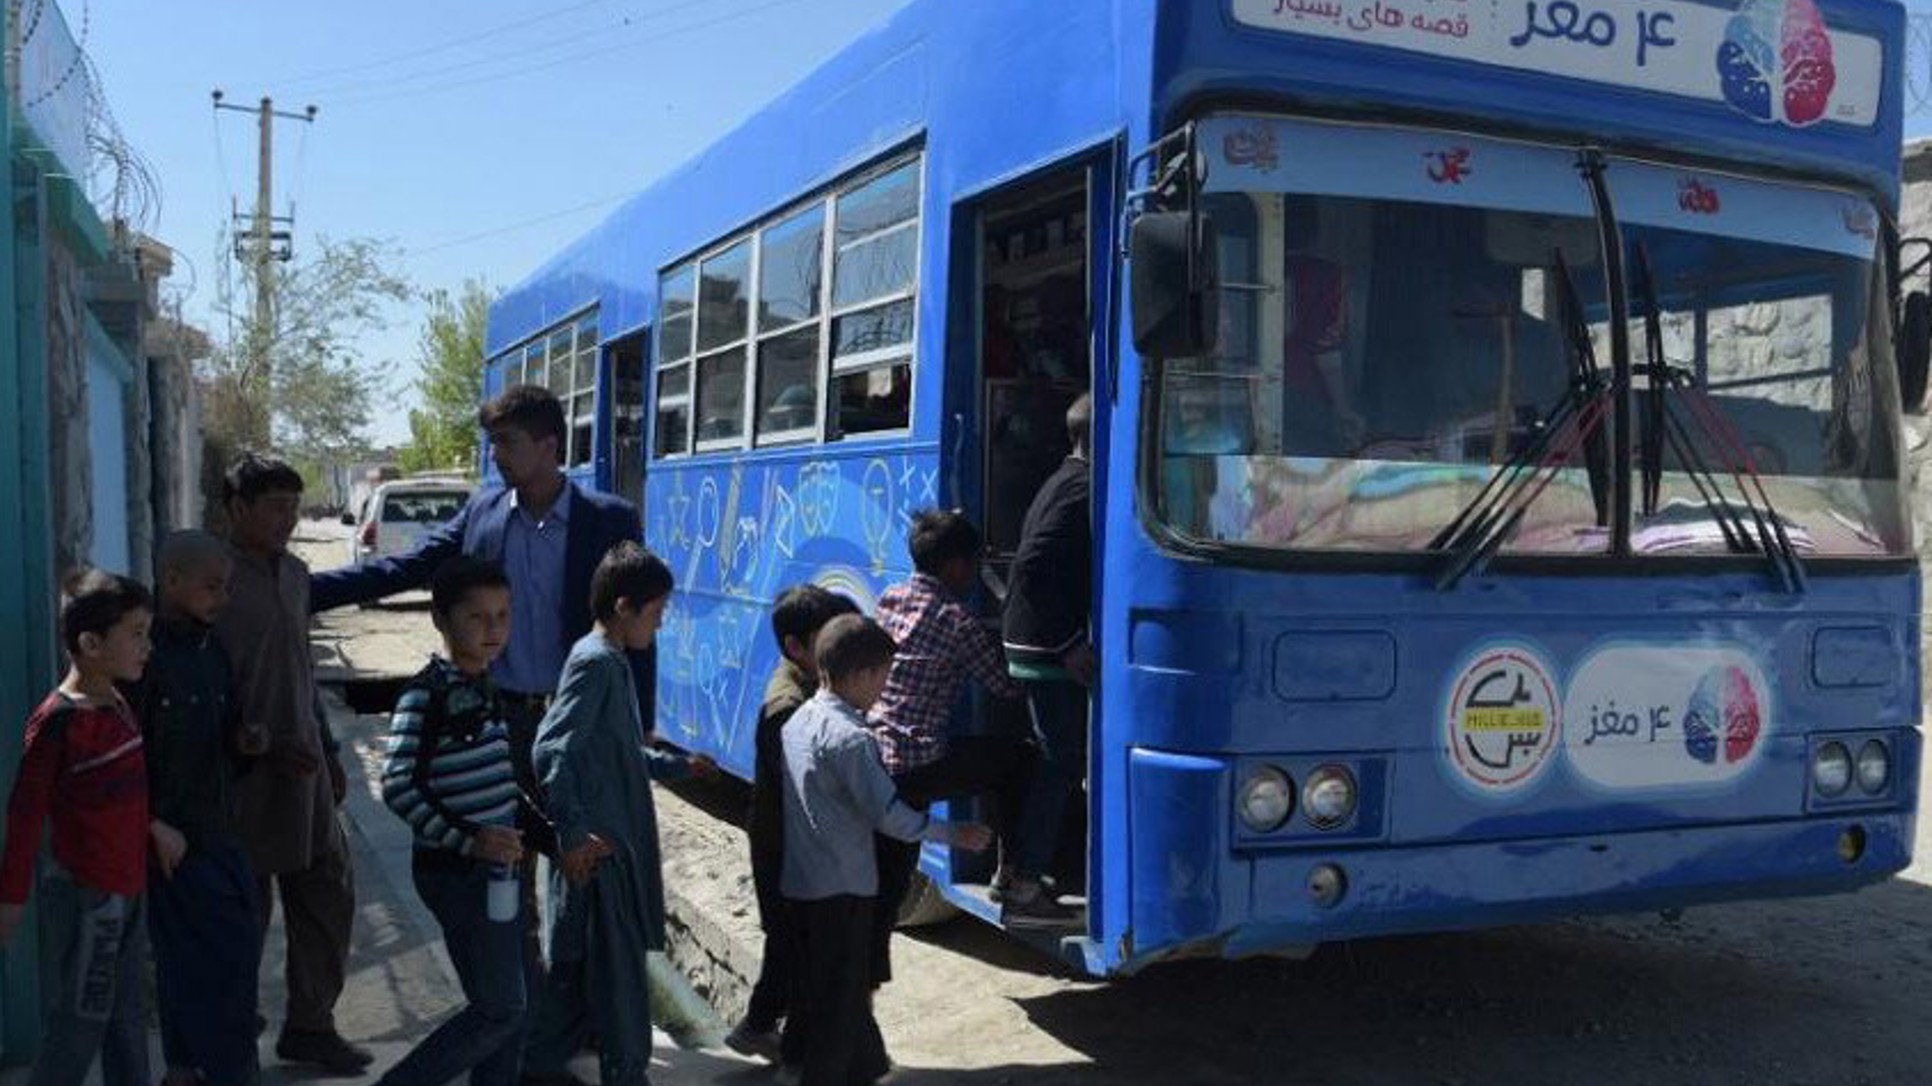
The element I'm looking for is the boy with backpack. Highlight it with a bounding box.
[377,558,560,1086]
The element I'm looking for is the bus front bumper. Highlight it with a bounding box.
[1127,808,1914,967]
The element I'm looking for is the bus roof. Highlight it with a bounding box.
[487,0,971,356]
[489,0,1905,355]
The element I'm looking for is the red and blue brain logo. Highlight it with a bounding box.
[1717,0,1837,127]
[1683,666,1763,766]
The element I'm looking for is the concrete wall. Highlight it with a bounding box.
[0,41,197,1064]
[87,331,132,572]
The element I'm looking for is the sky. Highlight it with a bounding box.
[77,0,912,447]
[64,0,1932,449]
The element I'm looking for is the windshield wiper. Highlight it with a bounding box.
[1432,248,1614,590]
[1631,244,1806,592]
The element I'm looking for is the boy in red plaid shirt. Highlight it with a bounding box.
[866,509,1033,985]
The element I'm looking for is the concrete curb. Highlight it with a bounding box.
[663,882,761,1026]
[656,786,768,1030]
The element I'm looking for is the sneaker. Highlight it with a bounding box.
[724,1019,783,1063]
[275,1029,374,1075]
[1001,878,1076,923]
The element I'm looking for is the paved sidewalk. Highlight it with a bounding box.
[1,694,761,1085]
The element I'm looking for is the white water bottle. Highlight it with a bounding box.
[487,863,519,923]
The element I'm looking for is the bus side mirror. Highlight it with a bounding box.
[1131,211,1220,359]
[1898,290,1930,413]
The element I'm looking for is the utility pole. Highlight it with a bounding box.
[212,90,316,446]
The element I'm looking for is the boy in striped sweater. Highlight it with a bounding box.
[377,558,563,1086]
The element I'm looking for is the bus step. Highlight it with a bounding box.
[951,881,1087,935]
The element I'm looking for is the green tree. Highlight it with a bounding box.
[202,236,411,465]
[398,279,494,474]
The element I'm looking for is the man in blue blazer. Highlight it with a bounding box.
[311,384,651,773]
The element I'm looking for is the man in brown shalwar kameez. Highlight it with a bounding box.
[215,455,371,1076]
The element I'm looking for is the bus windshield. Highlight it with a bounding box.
[1610,160,1908,559]
[1152,116,1908,560]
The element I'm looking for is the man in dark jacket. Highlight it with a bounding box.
[309,384,645,1020]
[998,393,1095,920]
[311,385,648,771]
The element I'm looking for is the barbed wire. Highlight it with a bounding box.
[1,1,159,236]
[20,0,87,109]
[82,53,162,236]
[13,0,50,48]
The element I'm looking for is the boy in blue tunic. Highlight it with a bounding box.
[525,542,714,1086]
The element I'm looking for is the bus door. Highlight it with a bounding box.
[959,156,1104,914]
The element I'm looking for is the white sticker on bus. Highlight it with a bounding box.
[1562,644,1772,791]
[1230,0,1883,130]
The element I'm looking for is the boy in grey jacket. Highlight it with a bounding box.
[779,615,990,1086]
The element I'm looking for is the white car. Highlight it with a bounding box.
[343,479,471,567]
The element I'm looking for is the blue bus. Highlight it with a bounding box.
[485,0,1925,975]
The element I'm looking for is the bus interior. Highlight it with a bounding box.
[963,163,1095,924]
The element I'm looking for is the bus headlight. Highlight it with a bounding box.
[1855,739,1891,794]
[1812,742,1853,798]
[1301,765,1358,830]
[1237,767,1294,833]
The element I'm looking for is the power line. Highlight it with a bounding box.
[328,0,813,109]
[268,0,612,91]
[291,0,735,102]
[292,11,643,101]
[401,189,637,259]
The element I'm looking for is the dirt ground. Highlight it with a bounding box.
[650,778,1932,1086]
[297,522,1932,1086]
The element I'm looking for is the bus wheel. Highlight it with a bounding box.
[896,873,960,928]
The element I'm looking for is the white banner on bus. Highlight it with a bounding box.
[1200,115,1596,220]
[1229,0,1883,129]
[1607,159,1879,259]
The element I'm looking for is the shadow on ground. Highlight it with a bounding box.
[900,873,1932,1085]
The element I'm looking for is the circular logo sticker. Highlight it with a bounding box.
[1444,646,1561,795]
